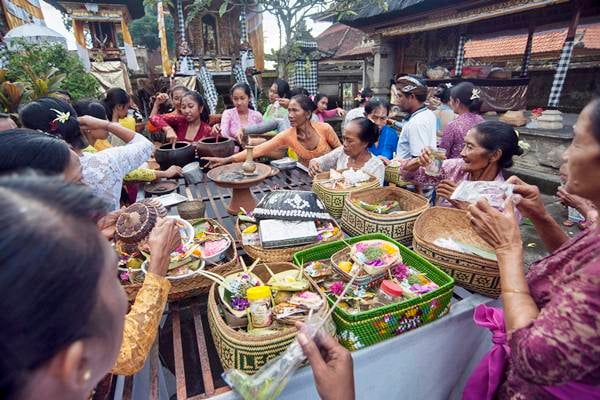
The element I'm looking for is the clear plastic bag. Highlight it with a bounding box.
[450,181,514,209]
[222,312,324,400]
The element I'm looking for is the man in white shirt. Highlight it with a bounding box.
[394,76,436,159]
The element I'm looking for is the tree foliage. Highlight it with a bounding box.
[130,5,176,53]
[0,41,100,101]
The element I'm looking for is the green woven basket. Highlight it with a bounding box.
[384,164,409,186]
[293,233,454,351]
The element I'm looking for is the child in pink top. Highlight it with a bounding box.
[220,83,263,142]
[314,93,346,122]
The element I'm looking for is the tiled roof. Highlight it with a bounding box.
[464,23,600,58]
[316,23,368,59]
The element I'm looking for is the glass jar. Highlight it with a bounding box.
[375,280,403,306]
[425,148,447,177]
[246,286,273,328]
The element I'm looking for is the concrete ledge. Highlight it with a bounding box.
[506,165,561,195]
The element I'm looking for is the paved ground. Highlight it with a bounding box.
[521,193,582,267]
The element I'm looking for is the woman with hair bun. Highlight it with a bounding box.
[309,117,385,185]
[19,97,153,211]
[399,120,523,209]
[439,82,484,159]
[204,94,341,168]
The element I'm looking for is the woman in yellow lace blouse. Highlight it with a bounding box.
[74,100,182,182]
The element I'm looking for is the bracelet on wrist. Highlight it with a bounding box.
[501,287,531,296]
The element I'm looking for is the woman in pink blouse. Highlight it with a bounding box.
[463,99,600,399]
[314,93,346,122]
[399,120,523,209]
[439,82,484,159]
[219,83,263,143]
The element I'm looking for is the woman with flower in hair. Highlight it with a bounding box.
[439,82,484,159]
[20,97,153,211]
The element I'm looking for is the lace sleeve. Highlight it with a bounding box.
[102,133,153,177]
[111,273,170,376]
[314,146,343,171]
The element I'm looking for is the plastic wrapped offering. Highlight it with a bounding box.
[450,181,514,209]
[223,312,325,400]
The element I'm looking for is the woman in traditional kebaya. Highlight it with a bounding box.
[463,98,600,399]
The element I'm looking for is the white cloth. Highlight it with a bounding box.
[81,133,153,210]
[396,107,437,159]
[343,107,365,128]
[313,146,385,186]
[210,293,498,400]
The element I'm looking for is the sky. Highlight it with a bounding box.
[40,0,331,54]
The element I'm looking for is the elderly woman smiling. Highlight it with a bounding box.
[463,98,600,399]
[399,120,523,208]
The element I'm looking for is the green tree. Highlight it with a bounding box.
[130,5,176,53]
[1,41,100,101]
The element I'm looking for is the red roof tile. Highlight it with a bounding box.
[464,23,600,59]
[316,23,368,59]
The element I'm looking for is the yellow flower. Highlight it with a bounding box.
[382,243,398,255]
[242,224,258,234]
[338,261,353,273]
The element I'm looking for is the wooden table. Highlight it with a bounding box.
[114,167,314,400]
[111,166,476,400]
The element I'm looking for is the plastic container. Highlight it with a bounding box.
[246,286,273,328]
[375,280,404,306]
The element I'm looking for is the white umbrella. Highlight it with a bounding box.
[4,23,68,50]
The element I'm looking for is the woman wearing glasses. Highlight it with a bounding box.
[363,98,398,164]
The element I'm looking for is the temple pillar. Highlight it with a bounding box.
[371,35,395,97]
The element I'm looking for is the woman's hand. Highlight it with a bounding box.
[417,147,433,167]
[155,93,169,105]
[96,209,124,240]
[336,108,346,117]
[164,126,178,145]
[296,322,355,400]
[78,115,109,131]
[156,165,183,179]
[211,123,221,137]
[436,180,457,200]
[506,176,546,220]
[308,160,322,177]
[557,186,587,210]
[378,156,390,165]
[203,156,230,169]
[147,218,181,277]
[278,98,290,109]
[468,197,522,253]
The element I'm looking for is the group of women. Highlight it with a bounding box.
[0,74,598,400]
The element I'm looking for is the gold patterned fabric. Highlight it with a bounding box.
[111,272,171,376]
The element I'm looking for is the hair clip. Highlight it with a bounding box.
[514,129,520,138]
[445,83,453,88]
[51,108,71,124]
[470,88,481,100]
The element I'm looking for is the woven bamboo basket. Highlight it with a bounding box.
[340,187,429,246]
[412,207,500,297]
[207,262,334,374]
[235,218,343,262]
[384,164,411,186]
[312,170,380,218]
[293,233,454,351]
[122,218,238,302]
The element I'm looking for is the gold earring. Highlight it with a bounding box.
[83,369,92,382]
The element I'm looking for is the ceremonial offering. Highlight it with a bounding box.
[340,187,429,246]
[293,233,454,350]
